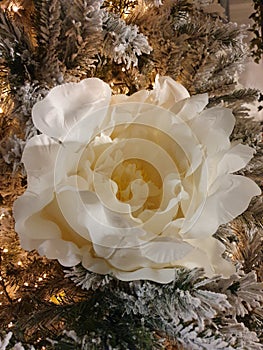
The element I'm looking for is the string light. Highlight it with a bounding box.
[50,290,66,305]
[3,248,8,253]
[8,322,13,328]
[17,261,22,266]
[24,282,29,287]
[121,67,126,72]
[0,107,3,114]
[7,2,20,13]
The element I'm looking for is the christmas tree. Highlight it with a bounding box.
[0,0,262,349]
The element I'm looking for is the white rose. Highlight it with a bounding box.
[13,76,261,283]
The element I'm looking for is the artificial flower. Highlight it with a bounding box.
[13,76,261,283]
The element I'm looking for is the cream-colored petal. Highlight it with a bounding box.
[141,197,180,235]
[217,143,255,175]
[38,239,81,266]
[171,93,208,121]
[108,247,153,271]
[141,238,193,263]
[189,107,235,155]
[114,267,176,283]
[32,78,111,139]
[81,246,112,275]
[56,188,147,254]
[183,174,261,238]
[151,75,190,108]
[22,134,60,191]
[178,237,236,277]
[13,189,54,234]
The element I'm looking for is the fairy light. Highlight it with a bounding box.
[17,261,22,266]
[34,283,38,288]
[3,248,8,253]
[0,107,3,114]
[24,282,29,287]
[43,273,47,279]
[121,67,126,72]
[8,2,20,13]
[8,322,13,328]
[38,277,43,282]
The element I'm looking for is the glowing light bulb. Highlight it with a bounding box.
[11,4,20,12]
[0,107,3,113]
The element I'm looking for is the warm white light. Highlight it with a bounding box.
[0,107,3,113]
[17,261,22,266]
[0,213,5,220]
[3,248,8,253]
[8,322,13,328]
[11,4,20,12]
[24,282,29,286]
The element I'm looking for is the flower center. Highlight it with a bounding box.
[111,159,162,214]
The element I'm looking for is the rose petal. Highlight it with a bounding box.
[183,174,261,238]
[141,238,193,263]
[115,267,176,283]
[13,191,54,227]
[217,143,255,175]
[171,93,209,121]
[38,239,81,266]
[56,188,147,253]
[81,246,112,275]
[189,107,235,155]
[32,78,111,139]
[177,237,236,277]
[151,75,190,108]
[22,134,60,191]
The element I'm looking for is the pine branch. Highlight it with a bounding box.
[33,0,63,85]
[60,0,104,75]
[0,11,34,85]
[102,10,151,69]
